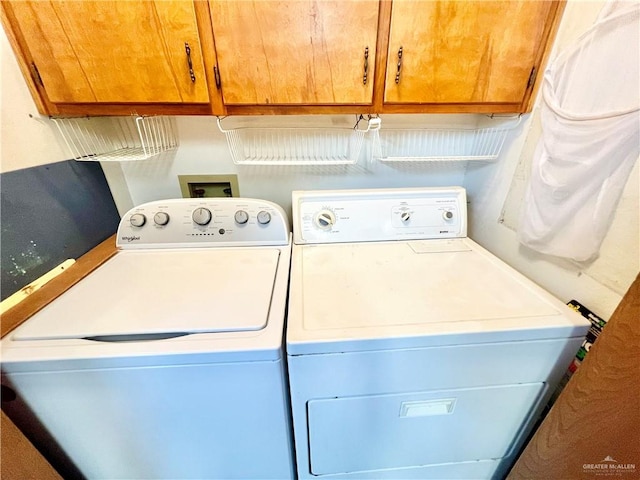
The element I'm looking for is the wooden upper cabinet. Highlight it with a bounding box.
[2,0,564,115]
[208,0,379,105]
[3,0,211,112]
[382,0,560,110]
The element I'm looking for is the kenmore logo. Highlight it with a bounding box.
[121,236,141,242]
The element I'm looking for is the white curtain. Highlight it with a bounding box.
[518,0,640,263]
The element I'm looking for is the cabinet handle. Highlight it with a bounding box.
[363,47,369,85]
[527,66,537,90]
[213,65,221,89]
[395,46,403,84]
[31,62,44,87]
[184,42,196,83]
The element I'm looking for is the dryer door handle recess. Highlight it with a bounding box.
[399,399,456,417]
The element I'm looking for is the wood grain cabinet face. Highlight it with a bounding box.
[384,0,555,107]
[2,0,563,115]
[208,0,379,105]
[6,0,209,105]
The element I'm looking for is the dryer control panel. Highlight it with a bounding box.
[117,198,289,248]
[293,187,467,244]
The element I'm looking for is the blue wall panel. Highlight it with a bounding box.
[1,160,120,301]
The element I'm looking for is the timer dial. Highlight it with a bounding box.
[130,213,146,227]
[314,210,336,230]
[443,210,454,221]
[192,207,212,226]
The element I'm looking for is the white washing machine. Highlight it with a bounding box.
[286,187,590,480]
[1,198,295,479]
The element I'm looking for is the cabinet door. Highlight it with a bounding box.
[384,1,554,105]
[7,1,209,104]
[209,0,379,105]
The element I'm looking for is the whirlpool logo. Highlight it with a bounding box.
[121,235,141,243]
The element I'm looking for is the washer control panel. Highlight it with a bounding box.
[117,198,289,248]
[293,187,467,244]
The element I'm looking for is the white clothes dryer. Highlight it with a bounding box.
[286,187,590,480]
[2,198,295,479]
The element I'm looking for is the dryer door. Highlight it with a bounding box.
[307,383,544,475]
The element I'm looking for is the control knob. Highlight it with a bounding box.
[130,213,146,227]
[443,210,454,221]
[314,210,336,230]
[234,210,249,225]
[192,207,212,226]
[154,212,170,226]
[257,211,271,225]
[400,211,411,223]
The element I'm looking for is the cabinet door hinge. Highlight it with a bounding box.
[213,65,221,89]
[30,62,44,87]
[527,66,537,90]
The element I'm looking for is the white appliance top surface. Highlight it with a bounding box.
[12,248,281,341]
[301,239,558,328]
[288,238,589,353]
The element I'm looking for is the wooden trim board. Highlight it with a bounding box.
[0,234,118,338]
[508,273,640,479]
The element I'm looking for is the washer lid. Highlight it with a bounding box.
[12,249,281,341]
[288,239,589,353]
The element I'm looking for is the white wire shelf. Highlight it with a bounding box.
[371,117,520,162]
[217,117,371,166]
[51,116,178,162]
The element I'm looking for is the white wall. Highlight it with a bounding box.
[117,113,477,215]
[2,0,637,319]
[0,27,67,173]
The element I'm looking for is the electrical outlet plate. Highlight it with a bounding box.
[178,174,240,199]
